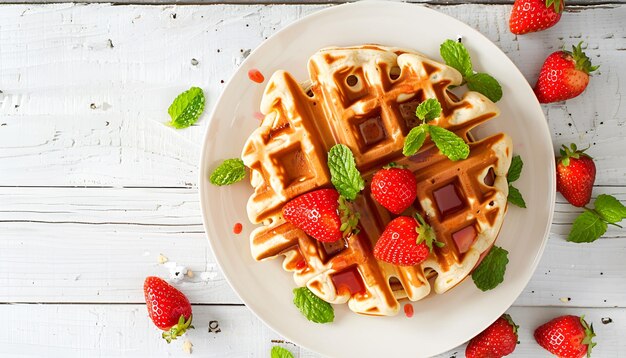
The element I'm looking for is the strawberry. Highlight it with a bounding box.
[534,42,599,103]
[466,314,519,358]
[373,214,443,266]
[534,315,596,358]
[509,0,564,35]
[282,189,342,242]
[143,276,193,342]
[371,165,417,215]
[556,143,596,207]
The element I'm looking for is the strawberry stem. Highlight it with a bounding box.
[579,315,597,358]
[413,213,444,251]
[162,314,194,343]
[569,42,599,75]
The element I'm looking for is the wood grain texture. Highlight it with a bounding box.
[1,304,624,357]
[1,186,624,306]
[1,0,624,5]
[1,4,625,187]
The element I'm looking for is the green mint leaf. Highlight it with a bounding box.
[168,86,205,129]
[440,39,473,77]
[328,144,364,200]
[472,246,509,291]
[293,287,334,324]
[428,125,470,161]
[271,346,294,358]
[466,73,503,102]
[403,124,429,156]
[593,194,626,224]
[209,158,246,186]
[415,98,442,122]
[567,211,608,243]
[507,155,523,183]
[507,185,526,208]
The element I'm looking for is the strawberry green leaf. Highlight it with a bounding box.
[507,155,523,183]
[162,314,194,343]
[209,158,246,186]
[571,42,599,74]
[271,346,295,358]
[168,87,205,129]
[338,195,360,237]
[466,73,503,102]
[428,125,470,161]
[593,194,626,224]
[440,39,473,77]
[507,185,526,208]
[415,98,442,122]
[293,287,334,324]
[328,144,365,200]
[546,0,564,13]
[567,211,607,243]
[472,246,509,291]
[403,124,429,157]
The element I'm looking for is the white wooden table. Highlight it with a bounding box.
[1,2,625,357]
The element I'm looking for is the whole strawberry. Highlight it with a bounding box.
[466,314,519,358]
[283,189,342,242]
[534,42,599,103]
[371,165,417,215]
[556,143,596,207]
[509,0,564,35]
[143,276,193,342]
[373,214,443,266]
[534,315,596,358]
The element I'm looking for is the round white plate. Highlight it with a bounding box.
[199,2,555,357]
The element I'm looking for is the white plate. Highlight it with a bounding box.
[199,2,555,357]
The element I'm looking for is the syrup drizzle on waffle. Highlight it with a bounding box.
[242,45,512,316]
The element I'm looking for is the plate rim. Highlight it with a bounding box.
[199,1,556,356]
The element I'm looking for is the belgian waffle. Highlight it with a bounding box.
[241,45,513,316]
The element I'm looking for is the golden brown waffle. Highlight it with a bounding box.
[241,45,512,316]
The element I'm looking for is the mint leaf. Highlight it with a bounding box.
[466,73,503,102]
[594,194,626,224]
[293,287,334,324]
[428,125,470,161]
[168,87,205,129]
[415,98,442,122]
[327,144,364,200]
[403,124,429,156]
[508,155,523,183]
[209,158,246,186]
[508,185,526,208]
[440,39,473,77]
[567,211,607,243]
[271,346,294,358]
[472,246,509,291]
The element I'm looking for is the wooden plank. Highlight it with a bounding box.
[1,186,624,306]
[1,4,625,187]
[0,304,623,357]
[2,1,623,5]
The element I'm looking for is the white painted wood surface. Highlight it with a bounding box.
[0,3,625,357]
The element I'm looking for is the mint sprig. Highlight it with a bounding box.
[402,99,469,161]
[472,245,509,291]
[429,125,470,161]
[327,144,364,200]
[507,155,526,208]
[440,40,503,102]
[168,86,205,129]
[567,194,625,243]
[439,39,473,77]
[271,346,295,358]
[293,287,334,324]
[415,98,442,122]
[209,158,247,186]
